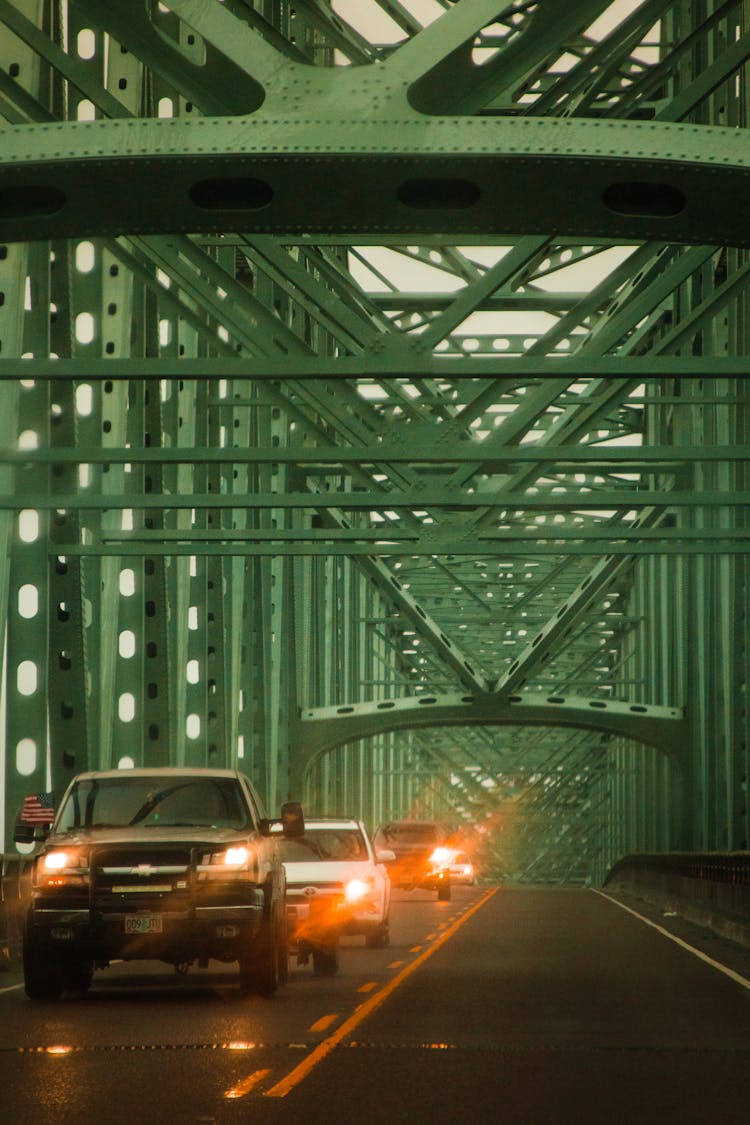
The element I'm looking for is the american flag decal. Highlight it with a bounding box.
[20,792,55,825]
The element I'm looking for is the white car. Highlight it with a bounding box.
[279,818,393,976]
[448,852,475,885]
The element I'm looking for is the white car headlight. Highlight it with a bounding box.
[344,878,372,904]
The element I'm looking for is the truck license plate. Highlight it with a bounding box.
[125,914,163,934]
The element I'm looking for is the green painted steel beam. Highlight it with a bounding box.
[1,444,745,465]
[0,488,745,510]
[0,357,748,380]
[293,690,687,766]
[2,115,750,244]
[54,540,750,558]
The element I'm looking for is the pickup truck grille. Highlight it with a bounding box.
[93,847,191,913]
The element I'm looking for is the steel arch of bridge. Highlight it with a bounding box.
[1,1,749,884]
[294,692,688,766]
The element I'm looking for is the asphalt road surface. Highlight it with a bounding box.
[1,885,749,1124]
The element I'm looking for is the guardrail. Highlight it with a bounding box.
[604,851,750,948]
[0,855,31,969]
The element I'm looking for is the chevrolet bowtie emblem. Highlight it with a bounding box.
[132,864,154,876]
[302,886,317,897]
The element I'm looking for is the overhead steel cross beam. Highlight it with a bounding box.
[3,0,749,243]
[291,691,688,771]
[0,357,748,380]
[2,114,750,245]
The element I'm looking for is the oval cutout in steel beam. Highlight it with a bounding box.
[602,182,686,218]
[0,185,66,219]
[397,178,480,209]
[189,177,273,211]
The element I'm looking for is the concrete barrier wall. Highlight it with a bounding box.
[604,852,750,949]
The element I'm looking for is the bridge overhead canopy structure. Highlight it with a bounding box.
[0,0,748,883]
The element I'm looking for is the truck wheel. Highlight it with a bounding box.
[23,938,64,1001]
[437,882,451,902]
[312,944,339,977]
[239,902,283,995]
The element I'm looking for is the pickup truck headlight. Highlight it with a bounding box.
[38,849,88,887]
[221,846,250,867]
[429,847,455,869]
[198,845,257,881]
[200,846,250,867]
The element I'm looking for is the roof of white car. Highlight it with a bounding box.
[300,818,362,830]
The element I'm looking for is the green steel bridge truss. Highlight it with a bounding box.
[0,0,749,883]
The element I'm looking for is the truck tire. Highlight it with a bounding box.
[239,899,285,995]
[437,882,451,901]
[23,936,64,1001]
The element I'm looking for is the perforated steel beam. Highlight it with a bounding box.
[294,691,687,766]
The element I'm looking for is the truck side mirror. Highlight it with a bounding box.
[13,822,49,844]
[280,801,305,838]
[13,823,36,845]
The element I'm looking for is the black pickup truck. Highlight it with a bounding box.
[14,767,303,1000]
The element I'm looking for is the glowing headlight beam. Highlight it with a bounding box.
[222,846,250,866]
[43,852,70,871]
[344,878,370,904]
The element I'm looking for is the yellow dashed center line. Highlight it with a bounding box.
[357,981,378,994]
[265,887,498,1099]
[387,960,404,969]
[409,945,422,953]
[309,1014,338,1033]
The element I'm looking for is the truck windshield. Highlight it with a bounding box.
[56,775,250,831]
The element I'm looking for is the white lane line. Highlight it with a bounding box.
[0,982,23,994]
[591,888,750,991]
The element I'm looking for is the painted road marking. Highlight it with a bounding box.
[264,887,498,1099]
[357,981,378,993]
[409,945,422,953]
[592,889,750,991]
[223,1068,271,1100]
[308,1015,338,1033]
[387,960,404,969]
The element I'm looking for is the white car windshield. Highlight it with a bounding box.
[55,775,250,831]
[280,828,367,862]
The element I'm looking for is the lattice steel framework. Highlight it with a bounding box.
[0,1,749,883]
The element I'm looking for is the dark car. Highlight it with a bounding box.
[372,820,456,901]
[14,767,304,1000]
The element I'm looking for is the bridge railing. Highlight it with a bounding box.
[604,852,750,949]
